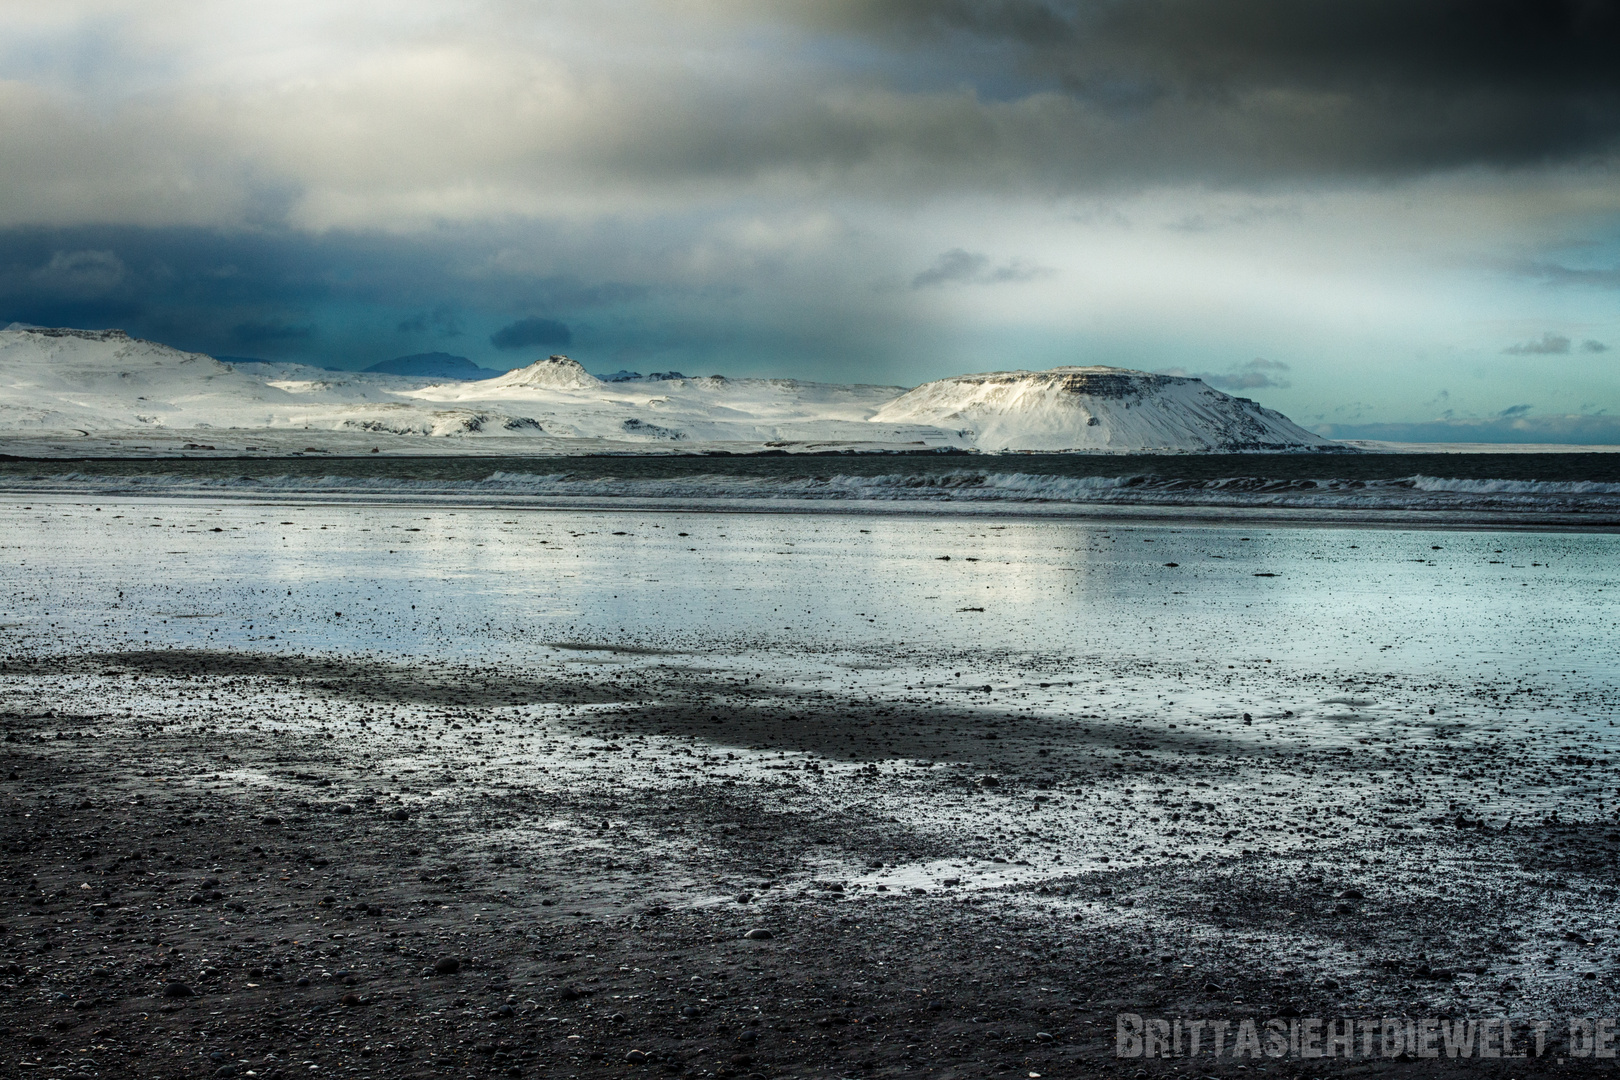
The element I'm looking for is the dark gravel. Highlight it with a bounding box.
[3,646,1618,1079]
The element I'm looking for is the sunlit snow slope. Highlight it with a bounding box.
[0,328,1339,453]
[873,366,1336,452]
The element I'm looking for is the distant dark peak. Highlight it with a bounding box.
[598,369,690,383]
[364,352,508,380]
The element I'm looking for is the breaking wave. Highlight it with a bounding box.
[10,469,1620,515]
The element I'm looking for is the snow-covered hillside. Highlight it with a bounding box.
[0,327,1340,453]
[411,354,954,445]
[0,327,289,433]
[0,328,556,438]
[484,354,602,391]
[873,366,1335,452]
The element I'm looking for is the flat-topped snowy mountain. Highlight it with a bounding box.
[874,366,1335,452]
[0,327,1341,453]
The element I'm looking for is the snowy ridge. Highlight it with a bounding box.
[873,366,1334,452]
[0,327,289,432]
[0,327,1340,452]
[8,469,1619,515]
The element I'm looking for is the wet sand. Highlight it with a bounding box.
[3,497,1620,1079]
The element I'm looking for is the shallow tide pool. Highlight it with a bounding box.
[4,496,1617,688]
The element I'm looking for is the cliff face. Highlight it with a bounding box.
[871,366,1337,452]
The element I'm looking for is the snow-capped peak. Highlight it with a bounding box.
[485,354,600,391]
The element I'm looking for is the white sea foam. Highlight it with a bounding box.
[10,469,1620,515]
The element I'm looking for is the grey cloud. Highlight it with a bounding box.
[1160,356,1291,390]
[1167,203,1302,233]
[6,2,1614,241]
[490,316,573,350]
[1582,338,1610,352]
[912,249,987,287]
[1498,403,1533,417]
[1317,412,1620,444]
[1504,332,1571,354]
[0,2,1611,403]
[1515,261,1620,287]
[986,259,1052,283]
[31,249,126,291]
[912,249,1053,288]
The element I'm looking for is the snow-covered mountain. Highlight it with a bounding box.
[873,366,1336,452]
[483,354,602,391]
[0,328,552,438]
[0,327,1341,453]
[0,327,288,433]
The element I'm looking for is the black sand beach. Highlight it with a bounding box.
[3,498,1619,1079]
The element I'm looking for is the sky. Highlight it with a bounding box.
[1,0,1618,441]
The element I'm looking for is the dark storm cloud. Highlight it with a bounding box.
[0,225,640,367]
[31,249,127,291]
[1504,332,1571,354]
[1584,339,1611,352]
[779,0,1620,175]
[5,3,1613,246]
[2,4,1615,401]
[490,317,573,350]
